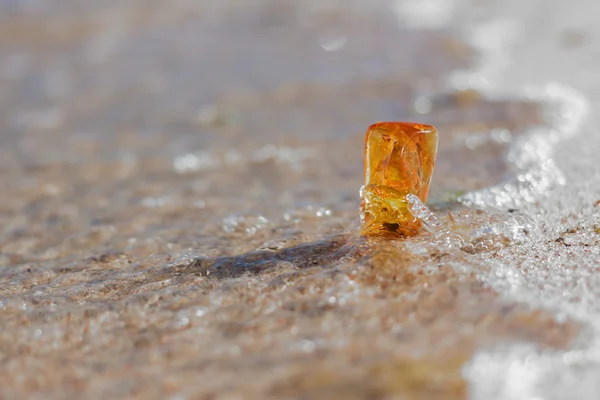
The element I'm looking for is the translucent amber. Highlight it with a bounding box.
[360,122,438,237]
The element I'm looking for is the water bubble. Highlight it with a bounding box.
[194,200,206,209]
[301,340,316,353]
[316,208,332,217]
[195,308,206,318]
[173,152,219,173]
[174,317,189,329]
[414,95,433,114]
[222,214,270,236]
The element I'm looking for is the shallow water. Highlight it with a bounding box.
[0,1,598,399]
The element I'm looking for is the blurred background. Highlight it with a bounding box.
[1,1,600,399]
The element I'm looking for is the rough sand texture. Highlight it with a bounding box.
[0,1,590,399]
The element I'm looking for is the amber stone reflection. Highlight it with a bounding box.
[360,122,438,237]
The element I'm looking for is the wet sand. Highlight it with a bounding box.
[0,1,585,399]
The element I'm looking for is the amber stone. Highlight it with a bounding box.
[360,122,438,237]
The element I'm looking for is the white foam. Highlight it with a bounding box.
[442,0,600,397]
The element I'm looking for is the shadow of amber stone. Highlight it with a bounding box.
[360,122,438,237]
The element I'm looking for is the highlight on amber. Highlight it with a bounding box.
[360,122,438,237]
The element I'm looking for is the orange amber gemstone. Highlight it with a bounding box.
[360,122,438,237]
